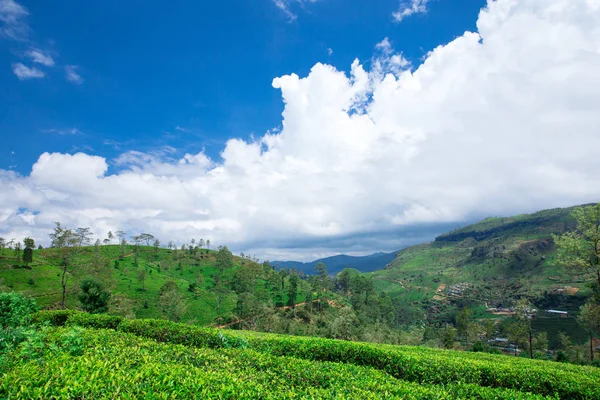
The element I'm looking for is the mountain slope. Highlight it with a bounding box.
[370,204,593,311]
[275,252,397,275]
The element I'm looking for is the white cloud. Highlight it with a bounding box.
[2,0,600,259]
[12,62,44,79]
[41,128,83,135]
[273,0,318,21]
[26,49,54,66]
[327,48,333,56]
[65,65,83,84]
[0,0,28,40]
[393,0,429,23]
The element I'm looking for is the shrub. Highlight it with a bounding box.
[31,310,75,327]
[0,292,38,329]
[78,279,111,314]
[0,328,546,400]
[66,313,123,330]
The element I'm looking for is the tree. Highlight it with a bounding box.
[0,237,5,255]
[213,246,234,323]
[137,268,147,291]
[554,203,600,289]
[441,325,457,349]
[13,242,22,265]
[140,233,155,246]
[578,300,600,361]
[153,238,160,260]
[22,237,35,267]
[506,298,534,358]
[75,227,93,247]
[456,307,477,349]
[206,239,210,249]
[107,231,114,244]
[78,278,111,313]
[198,239,205,248]
[120,238,127,260]
[48,223,88,309]
[158,281,186,322]
[287,273,299,309]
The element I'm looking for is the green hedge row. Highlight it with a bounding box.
[2,327,547,400]
[33,311,599,399]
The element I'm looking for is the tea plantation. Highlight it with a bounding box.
[2,293,599,399]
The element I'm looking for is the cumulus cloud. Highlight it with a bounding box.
[26,49,54,66]
[393,0,429,23]
[0,0,28,40]
[2,0,600,259]
[12,62,44,79]
[65,65,83,84]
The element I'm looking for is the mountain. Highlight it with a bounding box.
[370,204,593,313]
[274,251,397,275]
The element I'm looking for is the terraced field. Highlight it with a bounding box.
[3,309,597,399]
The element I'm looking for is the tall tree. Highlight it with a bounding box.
[578,300,600,361]
[0,237,5,255]
[206,239,211,249]
[554,203,600,288]
[153,238,160,260]
[507,298,535,358]
[456,307,478,349]
[22,237,35,267]
[13,242,22,265]
[48,223,88,309]
[137,268,147,291]
[287,272,299,309]
[75,227,93,247]
[107,231,114,244]
[115,230,126,243]
[120,238,127,260]
[213,246,233,323]
[78,278,111,313]
[158,281,186,322]
[140,233,155,246]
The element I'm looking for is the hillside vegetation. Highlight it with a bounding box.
[371,205,590,313]
[1,203,599,358]
[2,301,598,399]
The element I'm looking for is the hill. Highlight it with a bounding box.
[370,205,593,335]
[3,303,599,399]
[0,244,293,326]
[275,251,397,275]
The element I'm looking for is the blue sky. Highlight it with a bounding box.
[2,0,600,261]
[1,0,483,174]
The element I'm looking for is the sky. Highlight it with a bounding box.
[1,0,600,261]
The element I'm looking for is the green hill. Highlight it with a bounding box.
[370,205,592,326]
[0,244,305,326]
[1,203,598,352]
[3,304,599,399]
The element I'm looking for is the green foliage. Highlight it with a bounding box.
[78,278,111,314]
[1,327,548,399]
[158,281,186,322]
[31,310,75,327]
[66,313,123,330]
[0,292,37,329]
[35,313,592,399]
[554,203,600,288]
[0,293,38,353]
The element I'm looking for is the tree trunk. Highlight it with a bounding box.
[591,331,595,362]
[60,262,68,309]
[529,328,533,359]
